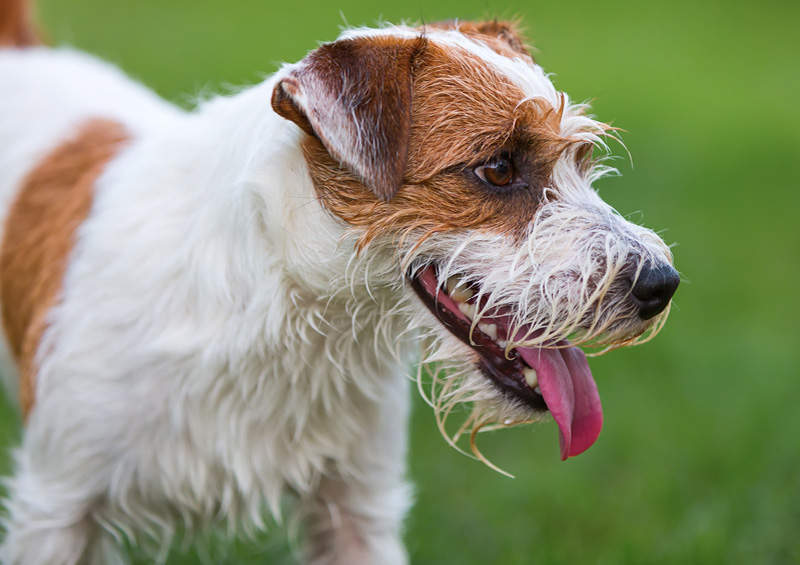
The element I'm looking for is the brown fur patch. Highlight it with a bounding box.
[0,0,40,47]
[299,38,583,250]
[1,119,129,418]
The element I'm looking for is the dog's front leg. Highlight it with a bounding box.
[300,375,412,565]
[301,474,411,565]
[0,423,125,565]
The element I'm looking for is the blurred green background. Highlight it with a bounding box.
[1,0,798,563]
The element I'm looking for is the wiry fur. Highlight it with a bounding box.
[0,19,675,565]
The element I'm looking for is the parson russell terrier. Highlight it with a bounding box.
[0,1,679,563]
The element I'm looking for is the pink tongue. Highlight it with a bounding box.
[517,346,603,460]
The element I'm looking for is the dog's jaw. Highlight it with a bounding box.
[408,263,605,460]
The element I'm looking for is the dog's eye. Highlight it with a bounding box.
[474,153,514,187]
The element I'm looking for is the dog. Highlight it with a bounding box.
[0,1,679,563]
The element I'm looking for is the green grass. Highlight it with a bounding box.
[1,0,798,562]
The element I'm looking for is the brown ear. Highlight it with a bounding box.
[472,20,530,56]
[271,36,426,201]
[424,20,531,59]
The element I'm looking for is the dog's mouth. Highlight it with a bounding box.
[409,265,603,460]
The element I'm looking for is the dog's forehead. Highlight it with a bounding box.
[338,25,561,109]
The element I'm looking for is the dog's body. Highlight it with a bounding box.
[0,46,413,564]
[0,3,678,564]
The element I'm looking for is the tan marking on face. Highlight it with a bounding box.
[1,119,129,418]
[299,37,587,250]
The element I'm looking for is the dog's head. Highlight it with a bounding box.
[271,21,678,462]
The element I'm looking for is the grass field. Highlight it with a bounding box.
[2,0,799,563]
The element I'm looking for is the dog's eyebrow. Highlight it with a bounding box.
[406,78,570,182]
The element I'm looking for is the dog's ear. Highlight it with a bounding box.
[424,20,531,59]
[470,20,530,56]
[272,37,426,201]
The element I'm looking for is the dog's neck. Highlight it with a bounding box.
[164,77,415,364]
[90,79,419,485]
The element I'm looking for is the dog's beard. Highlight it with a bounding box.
[407,278,667,475]
[413,333,548,477]
[334,196,673,473]
[397,202,672,472]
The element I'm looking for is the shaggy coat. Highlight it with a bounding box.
[0,4,677,564]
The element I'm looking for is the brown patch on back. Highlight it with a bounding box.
[300,39,580,249]
[0,0,40,47]
[1,119,129,418]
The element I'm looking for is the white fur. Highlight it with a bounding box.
[0,43,415,564]
[0,25,673,565]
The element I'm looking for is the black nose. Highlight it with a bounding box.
[630,263,680,320]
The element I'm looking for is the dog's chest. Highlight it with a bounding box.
[139,295,413,518]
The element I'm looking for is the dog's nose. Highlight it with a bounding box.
[630,263,680,320]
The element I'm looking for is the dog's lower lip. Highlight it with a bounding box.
[408,266,547,411]
[409,264,605,460]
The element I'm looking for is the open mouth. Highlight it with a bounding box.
[409,265,604,460]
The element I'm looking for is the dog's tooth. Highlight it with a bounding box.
[458,301,476,320]
[534,386,542,395]
[445,276,459,295]
[451,287,474,303]
[446,277,474,303]
[523,368,538,388]
[478,323,498,340]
